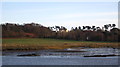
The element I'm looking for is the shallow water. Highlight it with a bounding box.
[3,48,119,56]
[2,56,118,65]
[2,48,119,65]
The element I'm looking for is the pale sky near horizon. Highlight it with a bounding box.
[1,2,118,30]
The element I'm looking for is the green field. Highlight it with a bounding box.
[2,38,119,51]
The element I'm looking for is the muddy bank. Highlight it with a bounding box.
[17,53,40,56]
[84,54,119,57]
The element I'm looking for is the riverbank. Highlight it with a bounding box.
[2,38,120,51]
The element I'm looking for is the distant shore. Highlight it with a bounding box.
[2,38,120,51]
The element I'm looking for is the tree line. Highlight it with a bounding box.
[1,23,120,42]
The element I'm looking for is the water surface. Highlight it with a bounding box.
[2,47,119,65]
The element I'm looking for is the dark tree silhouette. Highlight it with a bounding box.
[1,23,120,42]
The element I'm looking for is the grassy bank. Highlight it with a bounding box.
[2,38,120,51]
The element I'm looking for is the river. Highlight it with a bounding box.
[2,47,119,65]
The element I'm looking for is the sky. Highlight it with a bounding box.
[1,2,118,30]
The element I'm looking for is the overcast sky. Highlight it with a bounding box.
[1,2,118,30]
